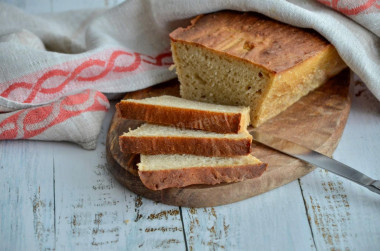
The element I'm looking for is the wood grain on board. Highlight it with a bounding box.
[106,69,351,208]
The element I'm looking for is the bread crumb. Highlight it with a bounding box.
[169,64,176,71]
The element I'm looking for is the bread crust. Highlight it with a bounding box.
[169,11,330,74]
[138,163,267,190]
[116,102,247,134]
[119,135,252,156]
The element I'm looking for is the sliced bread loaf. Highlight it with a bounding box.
[138,154,267,190]
[170,11,347,127]
[119,123,252,156]
[116,95,250,134]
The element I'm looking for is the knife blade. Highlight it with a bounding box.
[250,130,380,195]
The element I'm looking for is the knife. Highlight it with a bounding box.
[250,130,380,195]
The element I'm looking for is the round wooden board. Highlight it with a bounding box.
[106,70,351,208]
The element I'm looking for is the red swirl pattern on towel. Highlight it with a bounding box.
[0,89,109,140]
[0,49,172,104]
[0,48,172,147]
[318,0,380,15]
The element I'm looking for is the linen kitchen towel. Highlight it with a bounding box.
[0,0,379,149]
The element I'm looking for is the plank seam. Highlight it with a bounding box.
[298,178,317,251]
[179,207,189,251]
[53,155,57,248]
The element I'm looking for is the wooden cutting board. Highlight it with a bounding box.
[106,69,351,208]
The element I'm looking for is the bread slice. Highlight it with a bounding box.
[137,154,267,190]
[116,95,250,134]
[119,123,252,156]
[169,11,347,127]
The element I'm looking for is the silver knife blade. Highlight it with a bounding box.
[250,130,380,195]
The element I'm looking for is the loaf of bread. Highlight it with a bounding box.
[137,154,267,190]
[170,11,347,127]
[116,95,250,133]
[119,123,252,156]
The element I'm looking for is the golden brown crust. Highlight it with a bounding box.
[119,135,252,157]
[169,11,330,73]
[116,101,245,134]
[138,163,267,190]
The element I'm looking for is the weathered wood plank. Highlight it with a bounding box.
[0,140,55,251]
[120,196,184,250]
[53,104,185,250]
[300,81,380,250]
[182,181,316,250]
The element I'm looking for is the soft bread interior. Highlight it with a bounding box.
[124,123,251,139]
[138,154,262,171]
[172,42,270,125]
[122,95,250,114]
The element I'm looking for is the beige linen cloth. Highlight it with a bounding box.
[0,0,379,149]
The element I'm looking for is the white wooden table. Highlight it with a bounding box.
[1,1,380,250]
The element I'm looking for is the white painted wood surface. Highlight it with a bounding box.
[1,1,380,250]
[299,79,380,251]
[0,141,55,250]
[52,106,185,250]
[181,181,316,250]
